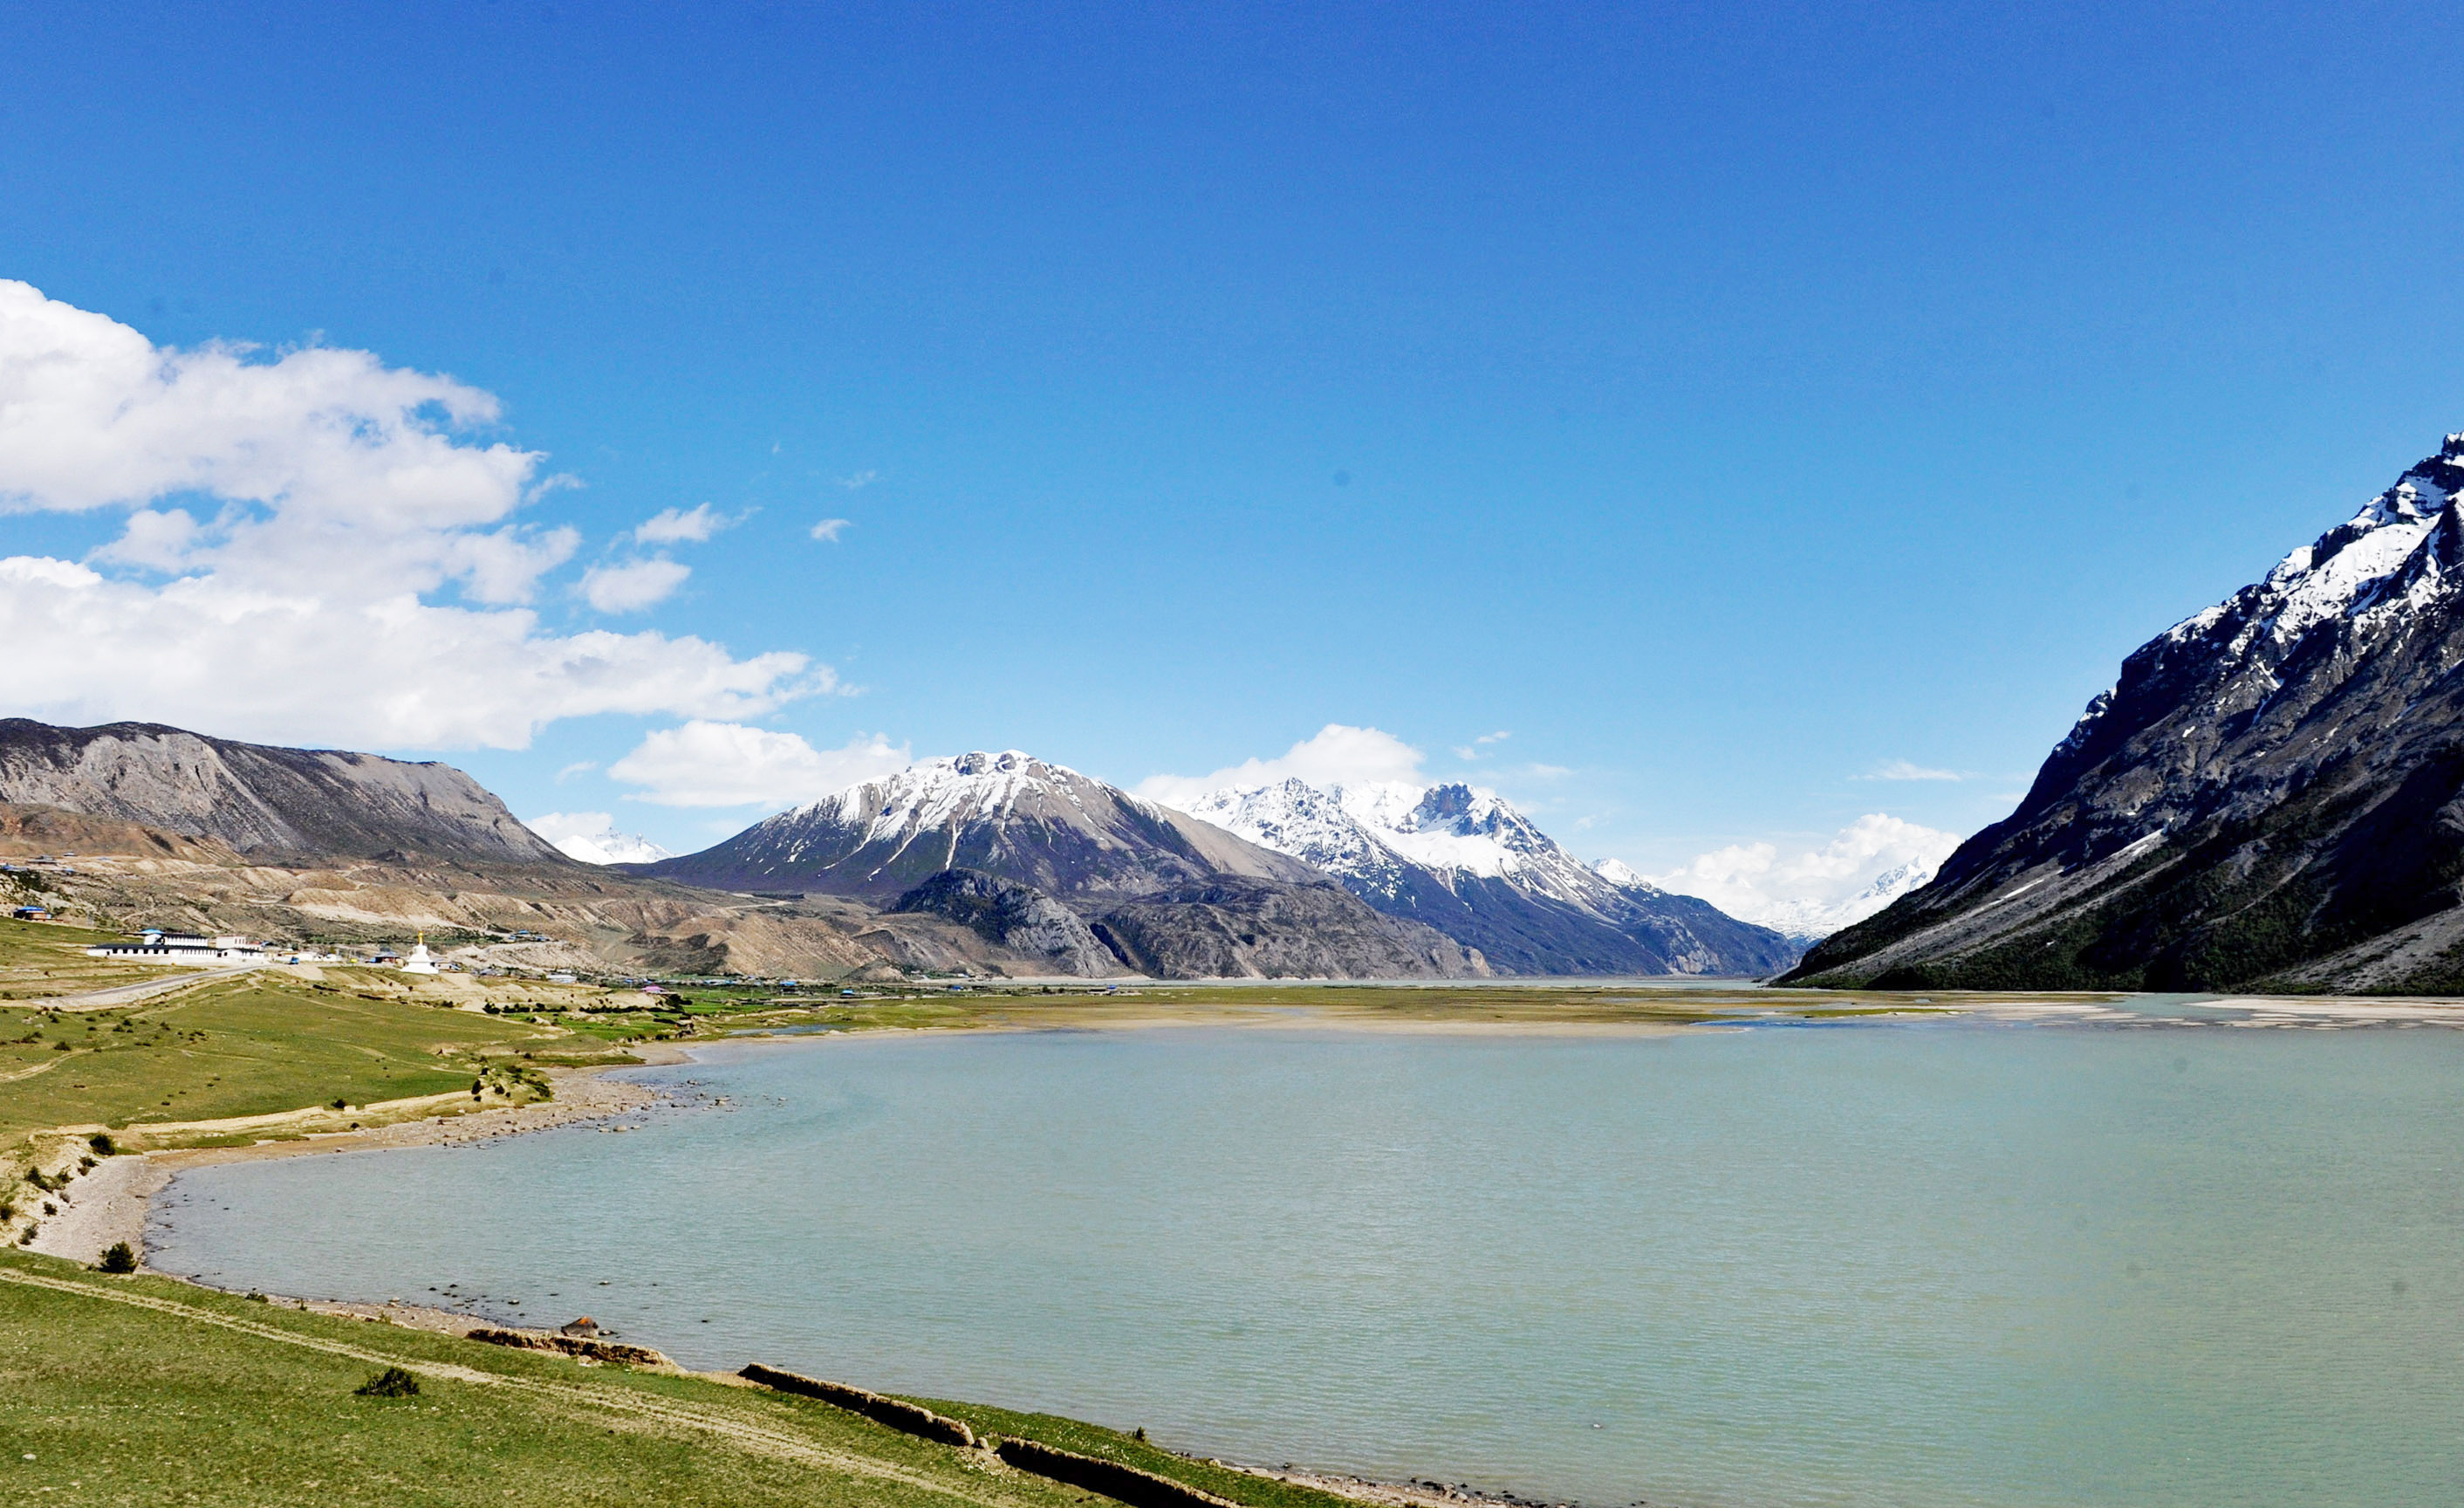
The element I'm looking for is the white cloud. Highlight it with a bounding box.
[1860,759,1964,782]
[555,761,599,781]
[634,504,731,545]
[1638,814,1963,940]
[580,557,691,613]
[835,470,878,490]
[1454,729,1512,758]
[1135,723,1426,806]
[608,721,912,808]
[1476,730,1509,744]
[0,280,816,749]
[810,518,852,543]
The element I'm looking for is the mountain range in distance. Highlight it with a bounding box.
[31,425,2464,994]
[633,750,1793,977]
[0,724,1782,981]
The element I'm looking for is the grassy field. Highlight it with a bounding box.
[0,972,592,1163]
[0,1249,1359,1508]
[0,918,181,1000]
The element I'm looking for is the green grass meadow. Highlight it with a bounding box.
[0,1250,1356,1508]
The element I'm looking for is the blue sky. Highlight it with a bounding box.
[7,1,2464,897]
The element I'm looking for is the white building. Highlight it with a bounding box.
[86,930,264,963]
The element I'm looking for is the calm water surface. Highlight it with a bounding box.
[149,1019,2464,1508]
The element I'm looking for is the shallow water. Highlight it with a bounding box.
[151,1018,2464,1507]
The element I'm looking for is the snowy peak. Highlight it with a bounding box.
[1183,778,1653,916]
[2051,434,2464,775]
[803,751,1099,835]
[1170,774,1794,976]
[526,812,673,866]
[651,750,1315,902]
[1591,858,1662,894]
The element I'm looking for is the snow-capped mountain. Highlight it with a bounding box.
[1174,778,1793,977]
[1795,431,2464,992]
[646,751,1487,980]
[648,751,1316,901]
[525,812,674,867]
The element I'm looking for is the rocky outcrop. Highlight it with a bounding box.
[0,720,567,867]
[1089,877,1489,980]
[738,1365,977,1448]
[888,868,1123,977]
[1790,431,2464,994]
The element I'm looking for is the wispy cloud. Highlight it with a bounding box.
[579,557,691,613]
[1859,759,1964,782]
[810,518,852,543]
[554,760,599,782]
[835,470,879,490]
[633,503,739,545]
[1454,730,1513,758]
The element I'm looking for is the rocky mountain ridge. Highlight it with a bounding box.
[646,751,1318,901]
[0,719,568,866]
[643,752,1488,979]
[1790,431,2464,993]
[1174,777,1796,976]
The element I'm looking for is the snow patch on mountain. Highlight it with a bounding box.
[526,812,674,866]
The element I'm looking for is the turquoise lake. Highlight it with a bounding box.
[147,1016,2464,1507]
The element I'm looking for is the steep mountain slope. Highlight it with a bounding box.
[647,752,1489,979]
[1176,778,1795,976]
[0,719,568,866]
[1091,876,1488,980]
[1790,432,2464,993]
[889,868,1125,977]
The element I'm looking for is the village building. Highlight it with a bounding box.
[85,930,264,963]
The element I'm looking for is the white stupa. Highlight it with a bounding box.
[400,934,440,975]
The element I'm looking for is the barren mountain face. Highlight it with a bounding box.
[0,720,569,866]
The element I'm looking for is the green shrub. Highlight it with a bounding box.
[354,1367,420,1398]
[96,1242,137,1274]
[88,1133,117,1156]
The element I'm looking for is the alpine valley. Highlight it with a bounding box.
[0,725,1789,982]
[1792,430,2464,994]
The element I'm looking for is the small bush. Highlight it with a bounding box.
[88,1133,117,1156]
[96,1242,136,1274]
[355,1367,421,1398]
[330,1098,349,1110]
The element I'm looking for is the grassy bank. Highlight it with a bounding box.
[0,1248,1359,1508]
[0,917,181,1000]
[0,974,575,1155]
